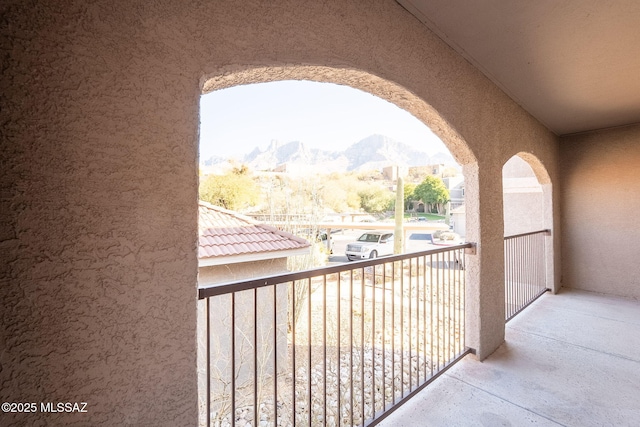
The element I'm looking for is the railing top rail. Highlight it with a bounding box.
[504,229,551,240]
[198,242,472,299]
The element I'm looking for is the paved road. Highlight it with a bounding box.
[327,230,361,265]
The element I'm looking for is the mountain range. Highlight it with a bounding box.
[202,134,457,173]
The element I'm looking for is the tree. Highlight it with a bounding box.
[357,186,394,214]
[403,183,417,210]
[199,166,259,211]
[413,176,450,214]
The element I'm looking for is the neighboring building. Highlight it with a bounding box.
[198,201,310,285]
[443,176,465,209]
[382,165,408,181]
[450,204,466,237]
[197,201,310,424]
[407,164,446,181]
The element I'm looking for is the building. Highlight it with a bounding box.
[2,1,639,425]
[197,201,310,284]
[196,201,309,425]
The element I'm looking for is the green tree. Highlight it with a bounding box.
[413,176,450,214]
[357,186,394,214]
[199,166,259,211]
[403,183,417,210]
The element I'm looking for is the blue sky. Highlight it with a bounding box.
[198,80,449,161]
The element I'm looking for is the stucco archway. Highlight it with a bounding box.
[502,152,556,293]
[199,66,503,360]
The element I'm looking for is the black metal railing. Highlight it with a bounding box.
[198,244,471,427]
[504,230,550,321]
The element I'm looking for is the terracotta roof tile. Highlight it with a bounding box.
[198,201,310,260]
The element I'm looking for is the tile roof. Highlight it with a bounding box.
[198,201,310,261]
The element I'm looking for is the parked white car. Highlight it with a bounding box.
[345,231,394,261]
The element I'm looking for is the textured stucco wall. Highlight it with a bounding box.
[198,259,287,286]
[503,192,545,236]
[1,1,560,425]
[503,156,545,236]
[560,124,640,299]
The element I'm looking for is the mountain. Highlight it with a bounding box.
[201,134,458,173]
[244,140,339,171]
[343,134,435,171]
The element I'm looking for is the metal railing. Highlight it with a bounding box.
[198,244,471,427]
[504,230,550,321]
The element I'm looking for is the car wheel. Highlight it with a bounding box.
[369,250,378,259]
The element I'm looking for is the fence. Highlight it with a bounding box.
[198,244,472,427]
[504,230,550,321]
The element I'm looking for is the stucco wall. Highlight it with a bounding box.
[198,259,287,286]
[560,124,640,299]
[503,192,545,236]
[1,1,559,425]
[503,156,545,236]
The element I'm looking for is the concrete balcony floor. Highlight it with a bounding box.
[378,289,640,426]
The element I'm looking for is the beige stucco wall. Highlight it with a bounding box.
[503,156,545,236]
[1,1,560,425]
[560,124,640,299]
[198,259,287,286]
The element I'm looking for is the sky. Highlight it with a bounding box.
[198,80,449,162]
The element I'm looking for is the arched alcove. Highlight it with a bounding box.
[197,66,483,422]
[502,152,556,294]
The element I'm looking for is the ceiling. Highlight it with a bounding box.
[398,0,640,136]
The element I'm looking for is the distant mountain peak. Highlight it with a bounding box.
[201,134,456,173]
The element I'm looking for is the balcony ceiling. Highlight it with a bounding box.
[398,0,640,136]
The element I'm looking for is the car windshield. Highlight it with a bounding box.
[357,233,381,243]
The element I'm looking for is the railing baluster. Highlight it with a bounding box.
[273,284,278,427]
[291,282,296,426]
[308,278,312,427]
[430,253,434,379]
[408,258,412,393]
[231,292,236,427]
[382,262,386,413]
[349,269,354,427]
[323,275,327,427]
[422,255,427,383]
[400,260,404,399]
[206,298,211,427]
[253,288,257,427]
[371,263,376,421]
[337,272,341,427]
[391,261,396,405]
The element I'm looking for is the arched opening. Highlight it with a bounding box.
[502,153,555,319]
[199,67,478,263]
[196,66,485,425]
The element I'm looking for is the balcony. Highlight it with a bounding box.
[379,288,640,425]
[198,231,640,426]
